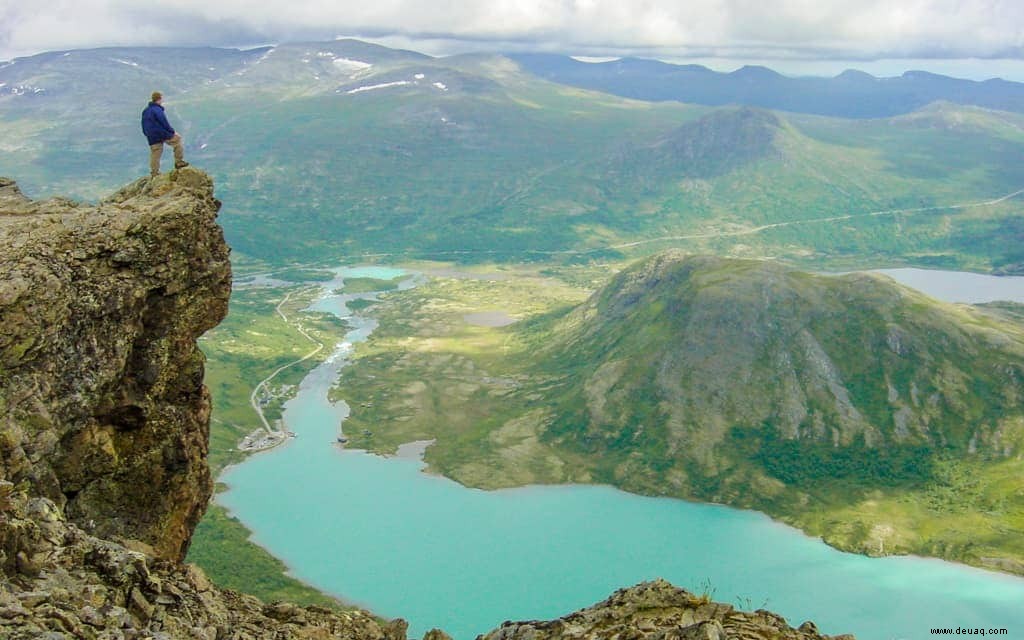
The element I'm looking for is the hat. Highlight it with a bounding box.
[151,91,163,102]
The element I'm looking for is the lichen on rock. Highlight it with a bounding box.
[1,168,230,563]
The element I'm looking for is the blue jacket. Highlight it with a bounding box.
[141,102,175,145]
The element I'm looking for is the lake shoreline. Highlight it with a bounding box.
[211,262,1024,634]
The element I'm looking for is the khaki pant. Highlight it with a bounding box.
[149,134,185,175]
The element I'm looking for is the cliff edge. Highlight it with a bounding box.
[0,170,404,638]
[1,168,229,563]
[0,171,847,639]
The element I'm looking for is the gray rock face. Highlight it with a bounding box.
[1,168,230,563]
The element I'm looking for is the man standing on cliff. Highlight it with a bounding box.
[141,91,188,177]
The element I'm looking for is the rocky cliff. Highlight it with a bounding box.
[0,173,846,638]
[0,168,231,563]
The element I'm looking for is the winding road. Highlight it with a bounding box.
[605,187,1024,251]
[248,288,325,435]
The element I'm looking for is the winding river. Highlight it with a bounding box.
[218,266,1024,640]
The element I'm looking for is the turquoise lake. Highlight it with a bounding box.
[219,266,1024,640]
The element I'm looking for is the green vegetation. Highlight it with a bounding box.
[191,283,351,606]
[743,426,935,485]
[199,285,346,473]
[330,262,595,486]
[345,298,377,311]
[772,456,1024,568]
[338,276,402,294]
[330,256,1024,576]
[269,268,337,282]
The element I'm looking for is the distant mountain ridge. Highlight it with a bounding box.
[611,107,782,181]
[508,53,1024,117]
[2,39,1024,271]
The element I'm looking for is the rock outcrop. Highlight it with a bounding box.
[485,580,851,640]
[0,483,403,639]
[0,172,847,639]
[0,168,229,563]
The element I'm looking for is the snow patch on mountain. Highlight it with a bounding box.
[333,58,373,73]
[344,80,410,94]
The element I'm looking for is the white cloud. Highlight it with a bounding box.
[1,0,1022,63]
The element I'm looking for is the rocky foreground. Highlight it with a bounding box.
[0,170,850,638]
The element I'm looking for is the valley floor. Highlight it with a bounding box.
[192,258,1024,613]
[192,282,359,608]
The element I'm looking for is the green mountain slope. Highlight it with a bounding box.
[2,40,1024,270]
[334,254,1024,574]
[524,253,1024,569]
[535,253,1024,464]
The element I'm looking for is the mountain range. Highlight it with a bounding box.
[509,54,1024,118]
[1,39,1023,272]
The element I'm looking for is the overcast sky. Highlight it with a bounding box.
[3,1,1024,79]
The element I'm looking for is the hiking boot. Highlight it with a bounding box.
[174,161,190,169]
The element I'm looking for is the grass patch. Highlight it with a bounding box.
[345,298,377,311]
[769,456,1024,570]
[269,268,337,282]
[338,276,402,294]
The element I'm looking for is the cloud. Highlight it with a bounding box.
[2,0,1022,62]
